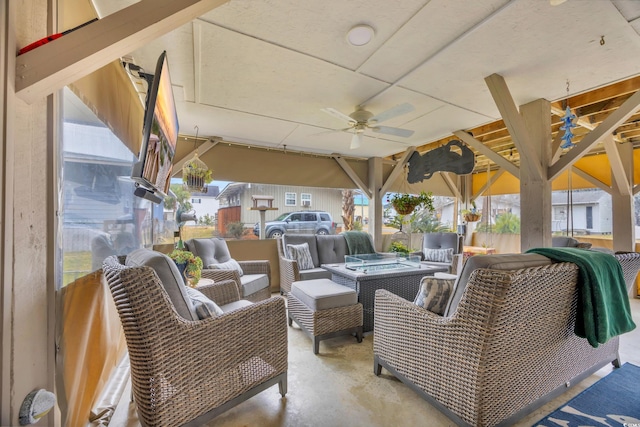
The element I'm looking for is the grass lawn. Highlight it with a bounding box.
[63,251,92,286]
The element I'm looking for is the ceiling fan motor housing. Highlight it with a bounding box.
[349,108,374,124]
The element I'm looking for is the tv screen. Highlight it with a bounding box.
[131,51,178,202]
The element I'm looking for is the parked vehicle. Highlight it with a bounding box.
[253,210,336,239]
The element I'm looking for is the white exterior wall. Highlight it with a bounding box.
[233,184,344,228]
[190,195,219,221]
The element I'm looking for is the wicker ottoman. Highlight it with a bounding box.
[288,279,363,354]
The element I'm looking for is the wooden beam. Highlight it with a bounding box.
[634,184,640,196]
[603,135,631,196]
[551,127,564,164]
[333,154,372,199]
[453,130,520,178]
[548,89,640,180]
[572,166,613,195]
[551,105,624,143]
[379,147,415,197]
[15,0,230,103]
[172,139,219,177]
[485,73,545,179]
[440,172,463,200]
[472,169,504,200]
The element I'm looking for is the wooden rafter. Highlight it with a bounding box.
[15,0,230,103]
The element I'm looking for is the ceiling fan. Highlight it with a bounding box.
[321,103,415,149]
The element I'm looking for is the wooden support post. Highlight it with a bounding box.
[520,99,552,250]
[610,140,635,252]
[368,157,384,251]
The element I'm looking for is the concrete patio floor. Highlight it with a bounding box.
[112,296,640,427]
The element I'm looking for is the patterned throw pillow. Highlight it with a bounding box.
[423,247,454,263]
[287,242,315,270]
[208,258,244,277]
[413,276,454,315]
[185,287,224,319]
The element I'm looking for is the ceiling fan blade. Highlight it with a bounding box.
[370,126,414,138]
[321,107,357,124]
[368,103,414,124]
[350,133,363,149]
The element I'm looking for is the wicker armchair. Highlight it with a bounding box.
[102,255,287,427]
[185,238,272,302]
[373,252,640,427]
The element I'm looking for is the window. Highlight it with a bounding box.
[60,88,156,287]
[289,213,303,222]
[301,193,312,207]
[303,213,317,221]
[320,213,331,222]
[192,198,202,204]
[285,192,296,206]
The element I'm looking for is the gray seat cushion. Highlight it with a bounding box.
[125,248,198,321]
[299,268,332,281]
[421,260,451,271]
[423,232,462,253]
[316,234,349,264]
[552,236,580,247]
[291,279,357,311]
[185,238,233,266]
[239,274,270,297]
[220,299,254,313]
[444,253,552,317]
[283,234,320,267]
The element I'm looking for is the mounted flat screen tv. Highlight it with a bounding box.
[131,51,178,203]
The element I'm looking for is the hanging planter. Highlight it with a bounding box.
[462,202,481,222]
[463,213,481,222]
[388,191,434,216]
[182,153,213,193]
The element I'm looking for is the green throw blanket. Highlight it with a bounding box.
[526,247,635,348]
[343,231,375,255]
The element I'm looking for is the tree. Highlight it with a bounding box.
[199,214,215,226]
[170,184,193,212]
[493,212,520,234]
[342,190,355,231]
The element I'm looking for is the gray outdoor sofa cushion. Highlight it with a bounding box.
[125,248,198,321]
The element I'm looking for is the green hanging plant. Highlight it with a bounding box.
[388,191,434,215]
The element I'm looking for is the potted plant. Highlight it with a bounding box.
[183,158,213,193]
[462,201,481,222]
[389,241,410,256]
[388,191,434,215]
[169,249,203,287]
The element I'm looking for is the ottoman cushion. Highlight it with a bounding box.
[291,279,357,311]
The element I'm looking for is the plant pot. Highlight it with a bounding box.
[393,201,418,215]
[464,213,481,222]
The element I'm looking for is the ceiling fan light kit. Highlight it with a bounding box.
[347,24,375,46]
[321,103,416,149]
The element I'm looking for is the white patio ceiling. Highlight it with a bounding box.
[90,0,640,160]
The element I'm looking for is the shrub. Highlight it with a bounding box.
[226,221,246,239]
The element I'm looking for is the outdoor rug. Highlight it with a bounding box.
[533,363,640,426]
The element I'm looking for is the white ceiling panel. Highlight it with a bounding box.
[196,23,390,128]
[199,0,428,71]
[401,0,640,116]
[359,0,510,84]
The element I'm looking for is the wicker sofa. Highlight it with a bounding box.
[276,232,375,294]
[373,251,640,427]
[185,237,271,302]
[102,249,287,426]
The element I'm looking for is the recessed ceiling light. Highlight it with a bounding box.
[347,25,374,47]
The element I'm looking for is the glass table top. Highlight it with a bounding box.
[344,253,421,272]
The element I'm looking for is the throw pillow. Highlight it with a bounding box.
[423,247,454,263]
[287,242,315,270]
[207,258,244,277]
[413,276,454,315]
[185,287,224,319]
